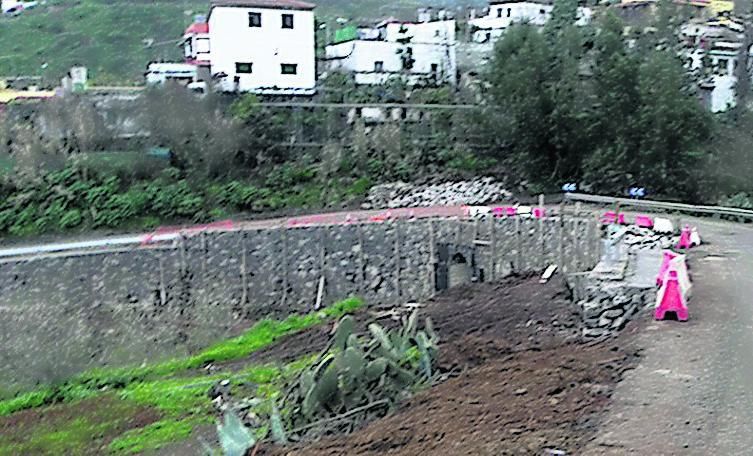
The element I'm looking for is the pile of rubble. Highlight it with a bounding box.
[364,178,512,209]
[623,225,678,251]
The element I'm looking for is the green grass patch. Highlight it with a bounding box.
[107,417,208,455]
[108,359,318,455]
[0,388,55,417]
[0,298,364,418]
[0,395,155,456]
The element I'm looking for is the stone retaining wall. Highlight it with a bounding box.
[0,215,600,393]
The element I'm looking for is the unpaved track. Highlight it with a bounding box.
[585,220,753,455]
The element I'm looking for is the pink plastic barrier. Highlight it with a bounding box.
[655,270,689,321]
[492,206,517,217]
[635,215,654,228]
[532,207,546,218]
[601,211,626,225]
[656,250,679,287]
[677,225,694,249]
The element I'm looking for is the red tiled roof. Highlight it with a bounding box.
[184,22,209,35]
[210,0,316,10]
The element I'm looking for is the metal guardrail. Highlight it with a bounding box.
[565,193,753,220]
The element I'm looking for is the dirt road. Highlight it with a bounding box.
[584,219,753,455]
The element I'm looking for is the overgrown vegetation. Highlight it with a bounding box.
[480,2,717,200]
[207,310,440,454]
[0,298,362,417]
[0,298,363,454]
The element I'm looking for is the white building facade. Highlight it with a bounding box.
[207,0,317,95]
[324,16,457,86]
[681,18,752,112]
[468,1,592,43]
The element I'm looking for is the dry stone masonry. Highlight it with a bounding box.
[0,215,598,392]
[365,178,512,209]
[570,227,663,338]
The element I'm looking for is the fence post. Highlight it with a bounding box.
[538,194,545,270]
[394,220,401,299]
[515,215,522,273]
[490,215,497,281]
[280,228,287,308]
[428,219,436,295]
[241,232,249,306]
[358,222,365,295]
[317,227,326,309]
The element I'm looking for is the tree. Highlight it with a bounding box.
[634,50,711,197]
[484,18,592,187]
[583,13,643,190]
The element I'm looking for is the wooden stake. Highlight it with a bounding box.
[394,220,401,299]
[428,220,436,295]
[241,232,248,306]
[515,215,522,273]
[490,215,497,280]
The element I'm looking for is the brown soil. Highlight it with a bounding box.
[247,274,641,456]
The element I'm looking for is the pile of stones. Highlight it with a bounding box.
[578,283,655,338]
[623,225,678,252]
[365,178,512,209]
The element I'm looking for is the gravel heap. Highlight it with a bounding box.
[365,178,512,209]
[623,225,678,251]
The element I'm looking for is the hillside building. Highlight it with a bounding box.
[324,10,457,87]
[191,0,317,95]
[467,1,592,44]
[681,17,751,112]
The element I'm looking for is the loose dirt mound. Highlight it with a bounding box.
[256,275,639,455]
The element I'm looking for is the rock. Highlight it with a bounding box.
[611,316,626,330]
[366,179,511,209]
[513,388,528,396]
[602,308,624,319]
[582,327,608,338]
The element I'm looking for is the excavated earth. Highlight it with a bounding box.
[252,274,643,456]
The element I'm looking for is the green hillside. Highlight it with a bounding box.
[0,0,478,86]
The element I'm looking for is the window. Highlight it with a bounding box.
[497,8,503,17]
[248,12,261,27]
[281,63,298,74]
[196,38,210,54]
[236,62,253,73]
[431,63,439,73]
[507,8,511,17]
[374,61,384,72]
[539,8,546,15]
[282,13,294,29]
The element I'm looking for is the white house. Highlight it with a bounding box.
[682,17,752,112]
[1,0,38,14]
[183,19,211,66]
[324,12,457,86]
[207,0,317,95]
[468,1,592,43]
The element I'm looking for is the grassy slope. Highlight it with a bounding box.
[0,0,479,85]
[0,298,363,455]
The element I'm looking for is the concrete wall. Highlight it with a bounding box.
[0,215,599,393]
